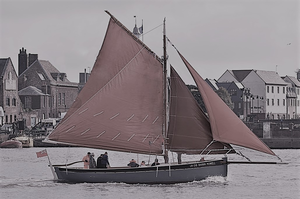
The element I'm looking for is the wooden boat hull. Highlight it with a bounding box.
[0,140,22,148]
[53,158,228,184]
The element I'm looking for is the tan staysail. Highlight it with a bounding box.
[167,66,233,154]
[177,52,275,156]
[48,16,165,155]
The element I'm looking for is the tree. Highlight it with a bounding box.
[215,87,234,110]
[187,85,234,113]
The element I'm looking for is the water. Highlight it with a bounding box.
[0,147,299,199]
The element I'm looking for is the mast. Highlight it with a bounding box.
[163,18,169,163]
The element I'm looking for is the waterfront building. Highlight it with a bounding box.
[205,79,219,91]
[283,76,300,119]
[218,70,288,120]
[78,68,91,92]
[216,81,245,119]
[17,48,79,128]
[0,58,21,125]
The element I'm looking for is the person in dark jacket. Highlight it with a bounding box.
[151,158,160,166]
[89,153,96,168]
[97,152,110,168]
[127,159,139,167]
[96,154,104,168]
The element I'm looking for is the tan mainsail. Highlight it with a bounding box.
[177,52,275,156]
[49,18,165,155]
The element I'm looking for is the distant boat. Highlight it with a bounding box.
[0,138,22,148]
[15,136,33,148]
[46,11,281,184]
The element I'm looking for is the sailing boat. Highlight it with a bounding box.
[47,11,280,184]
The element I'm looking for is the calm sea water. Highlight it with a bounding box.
[0,147,299,199]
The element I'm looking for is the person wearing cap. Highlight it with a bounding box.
[82,152,90,169]
[99,152,110,168]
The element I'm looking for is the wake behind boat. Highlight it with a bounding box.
[45,11,281,184]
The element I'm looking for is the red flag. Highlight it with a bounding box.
[36,149,48,158]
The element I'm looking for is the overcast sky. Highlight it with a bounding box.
[1,0,299,84]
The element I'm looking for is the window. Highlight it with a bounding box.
[58,93,61,105]
[6,97,10,106]
[267,86,269,93]
[297,88,300,95]
[43,96,46,107]
[12,98,16,106]
[271,86,274,93]
[14,115,17,122]
[277,99,279,106]
[267,99,269,106]
[37,73,45,80]
[283,87,285,94]
[62,93,65,105]
[25,96,31,108]
[277,87,279,93]
[283,99,285,106]
[272,99,274,106]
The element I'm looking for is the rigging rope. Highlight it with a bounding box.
[141,23,163,37]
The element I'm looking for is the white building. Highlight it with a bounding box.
[283,76,300,119]
[218,70,287,120]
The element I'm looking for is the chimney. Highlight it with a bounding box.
[18,47,27,76]
[18,48,38,75]
[28,53,38,66]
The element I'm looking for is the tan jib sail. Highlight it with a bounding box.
[177,51,275,156]
[48,15,165,155]
[167,66,233,154]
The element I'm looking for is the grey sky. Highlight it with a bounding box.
[1,0,299,84]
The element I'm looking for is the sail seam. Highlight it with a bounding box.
[128,134,135,141]
[81,128,90,135]
[142,115,148,122]
[152,116,159,124]
[142,134,150,142]
[93,111,104,117]
[127,114,135,121]
[112,133,121,140]
[79,108,88,115]
[153,135,160,143]
[110,113,120,120]
[65,125,75,133]
[96,131,106,138]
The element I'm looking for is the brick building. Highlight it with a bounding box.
[18,48,78,127]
